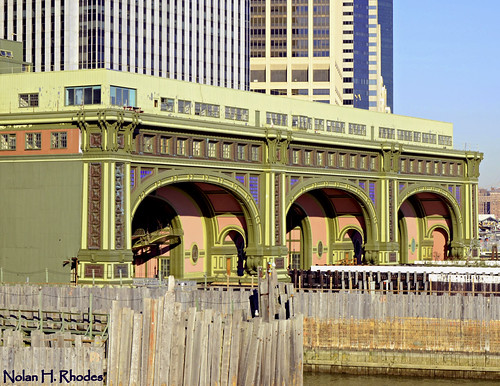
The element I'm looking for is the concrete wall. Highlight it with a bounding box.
[0,160,83,282]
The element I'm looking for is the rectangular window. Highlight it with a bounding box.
[339,153,346,168]
[304,151,312,165]
[397,129,413,141]
[370,156,376,170]
[0,134,16,150]
[317,152,324,166]
[25,133,42,150]
[350,155,357,168]
[178,100,192,114]
[348,123,366,136]
[313,89,330,95]
[360,155,367,169]
[51,132,67,149]
[379,127,395,139]
[160,137,171,154]
[160,97,174,112]
[314,119,324,131]
[328,153,336,167]
[176,139,186,155]
[422,133,437,144]
[251,146,260,161]
[110,86,136,107]
[266,112,288,126]
[413,132,421,142]
[19,93,39,107]
[143,135,154,153]
[291,89,309,95]
[313,69,330,82]
[438,135,452,146]
[192,140,202,157]
[225,106,249,121]
[237,144,246,160]
[292,149,300,164]
[270,69,287,82]
[222,143,232,159]
[292,115,312,130]
[208,142,217,158]
[195,102,220,118]
[65,86,101,106]
[250,70,266,82]
[326,120,345,133]
[292,69,308,82]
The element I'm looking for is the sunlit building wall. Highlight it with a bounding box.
[250,0,392,112]
[0,0,250,90]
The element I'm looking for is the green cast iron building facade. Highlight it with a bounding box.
[0,70,482,284]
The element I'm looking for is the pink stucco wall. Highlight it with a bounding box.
[296,194,327,265]
[337,216,364,236]
[217,216,246,239]
[156,186,205,273]
[432,228,448,260]
[400,201,419,262]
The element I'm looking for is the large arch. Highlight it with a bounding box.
[131,170,262,246]
[130,170,263,279]
[397,185,463,241]
[286,178,379,245]
[397,185,463,262]
[285,178,379,267]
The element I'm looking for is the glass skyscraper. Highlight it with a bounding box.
[0,0,250,90]
[250,0,393,112]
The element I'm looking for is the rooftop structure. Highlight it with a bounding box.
[0,38,30,73]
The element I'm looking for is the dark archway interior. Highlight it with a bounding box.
[132,195,180,265]
[225,230,246,276]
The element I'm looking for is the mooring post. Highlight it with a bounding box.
[38,289,43,332]
[89,293,93,339]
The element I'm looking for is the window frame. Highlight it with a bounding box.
[25,132,42,150]
[51,132,67,149]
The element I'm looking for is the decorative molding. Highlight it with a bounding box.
[115,163,125,249]
[88,163,102,249]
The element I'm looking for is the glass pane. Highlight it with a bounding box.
[121,89,128,106]
[66,89,74,105]
[110,86,116,105]
[84,87,93,105]
[74,88,83,105]
[129,89,136,107]
[93,87,101,104]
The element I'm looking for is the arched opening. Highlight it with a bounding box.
[286,204,311,270]
[222,230,246,276]
[131,181,255,281]
[432,227,449,261]
[398,192,455,262]
[345,229,363,265]
[285,186,375,269]
[132,195,182,279]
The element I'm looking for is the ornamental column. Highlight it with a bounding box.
[76,109,138,284]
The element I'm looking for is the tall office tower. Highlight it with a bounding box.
[0,0,250,90]
[249,0,392,112]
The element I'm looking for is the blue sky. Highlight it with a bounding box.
[394,1,500,188]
